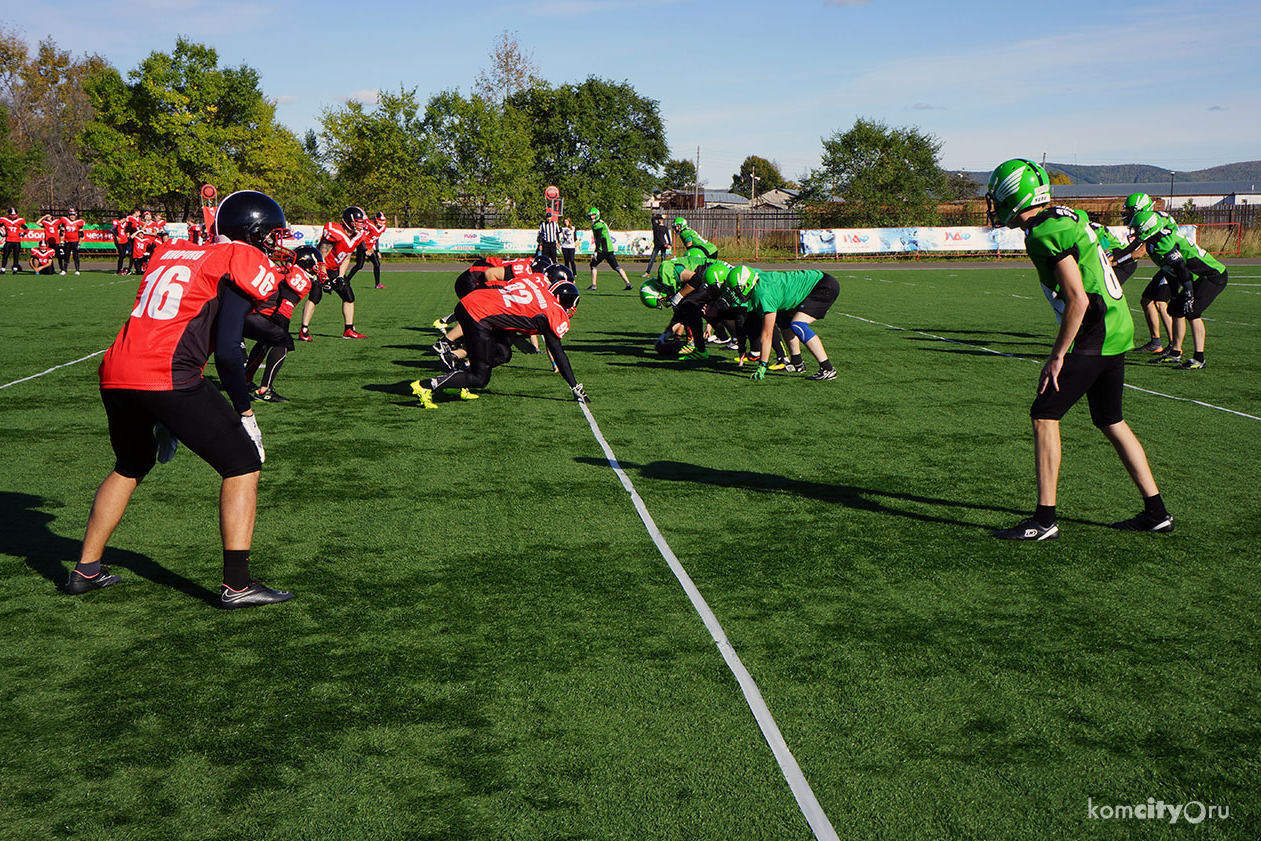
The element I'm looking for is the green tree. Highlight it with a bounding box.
[0,103,40,206]
[473,31,542,104]
[508,77,667,225]
[659,158,698,192]
[729,155,787,198]
[797,117,949,227]
[320,87,439,220]
[422,90,538,226]
[79,38,313,219]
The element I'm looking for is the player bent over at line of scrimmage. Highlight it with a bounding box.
[727,266,840,381]
[985,158,1172,541]
[412,265,590,408]
[68,190,296,608]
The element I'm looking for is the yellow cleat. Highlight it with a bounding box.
[456,388,479,401]
[768,362,787,371]
[432,318,450,332]
[409,379,437,409]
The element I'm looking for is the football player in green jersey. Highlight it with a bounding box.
[586,207,632,291]
[1130,210,1228,369]
[672,217,719,260]
[727,265,839,380]
[985,158,1172,540]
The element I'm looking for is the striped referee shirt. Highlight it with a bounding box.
[538,218,560,245]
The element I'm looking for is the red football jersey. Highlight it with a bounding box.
[460,274,570,337]
[99,240,280,390]
[255,265,312,320]
[320,221,363,271]
[31,245,56,269]
[39,219,59,244]
[362,218,386,250]
[131,234,152,259]
[59,217,85,242]
[2,216,25,242]
[112,218,130,243]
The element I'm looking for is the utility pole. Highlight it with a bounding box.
[694,146,700,210]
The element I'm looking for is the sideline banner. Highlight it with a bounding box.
[276,225,656,257]
[799,225,1197,255]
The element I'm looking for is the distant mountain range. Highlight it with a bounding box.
[964,161,1261,185]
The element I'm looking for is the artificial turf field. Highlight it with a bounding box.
[1,261,1258,841]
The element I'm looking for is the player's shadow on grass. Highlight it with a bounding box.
[919,328,1040,339]
[1,491,218,604]
[579,459,1028,530]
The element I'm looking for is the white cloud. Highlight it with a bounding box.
[273,95,299,105]
[339,89,380,105]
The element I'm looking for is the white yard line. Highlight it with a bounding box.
[1,350,107,390]
[577,401,840,841]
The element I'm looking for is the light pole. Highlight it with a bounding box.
[1169,171,1175,210]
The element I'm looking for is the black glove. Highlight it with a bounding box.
[1181,296,1196,317]
[571,383,591,404]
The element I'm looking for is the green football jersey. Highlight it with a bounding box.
[680,227,718,258]
[591,219,613,252]
[748,269,825,314]
[1091,222,1123,253]
[1145,230,1226,280]
[1024,207,1134,356]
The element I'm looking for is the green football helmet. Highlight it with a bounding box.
[672,216,687,231]
[701,262,730,287]
[640,280,668,308]
[1122,192,1154,225]
[587,207,600,222]
[1129,209,1164,242]
[986,158,1052,227]
[726,265,757,298]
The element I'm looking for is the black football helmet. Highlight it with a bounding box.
[214,190,292,263]
[546,265,579,314]
[292,244,326,279]
[531,254,554,273]
[342,206,367,231]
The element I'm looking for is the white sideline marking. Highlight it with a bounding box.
[1,349,106,390]
[577,402,840,841]
[840,313,1261,422]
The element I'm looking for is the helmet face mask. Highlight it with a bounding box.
[292,243,325,277]
[587,206,600,222]
[342,206,367,231]
[726,265,757,298]
[549,279,580,315]
[985,158,1052,227]
[1129,209,1163,242]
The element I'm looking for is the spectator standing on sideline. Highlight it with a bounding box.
[0,207,25,273]
[644,213,672,277]
[559,216,577,274]
[58,208,86,275]
[537,211,560,265]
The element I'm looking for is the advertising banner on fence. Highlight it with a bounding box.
[270,225,655,257]
[800,225,1196,256]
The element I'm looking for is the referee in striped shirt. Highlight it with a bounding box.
[537,211,559,263]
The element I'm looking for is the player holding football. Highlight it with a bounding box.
[411,265,589,408]
[985,158,1172,540]
[66,190,296,608]
[299,206,367,340]
[1130,209,1228,370]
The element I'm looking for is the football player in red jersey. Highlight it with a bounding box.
[36,214,62,273]
[431,254,551,363]
[244,244,319,403]
[411,264,589,408]
[111,214,132,274]
[185,215,204,245]
[29,238,57,274]
[67,190,296,609]
[346,210,387,289]
[57,208,86,274]
[1,207,27,273]
[298,206,367,340]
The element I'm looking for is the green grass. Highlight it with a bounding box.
[1,263,1258,840]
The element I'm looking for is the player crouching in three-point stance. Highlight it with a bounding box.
[728,265,840,381]
[986,159,1173,541]
[411,265,589,408]
[67,190,296,608]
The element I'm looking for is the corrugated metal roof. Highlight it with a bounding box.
[1050,181,1261,198]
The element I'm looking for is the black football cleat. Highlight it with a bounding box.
[220,580,294,609]
[1110,511,1174,533]
[66,566,122,595]
[992,517,1059,541]
[253,388,290,403]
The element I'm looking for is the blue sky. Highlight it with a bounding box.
[6,0,1259,185]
